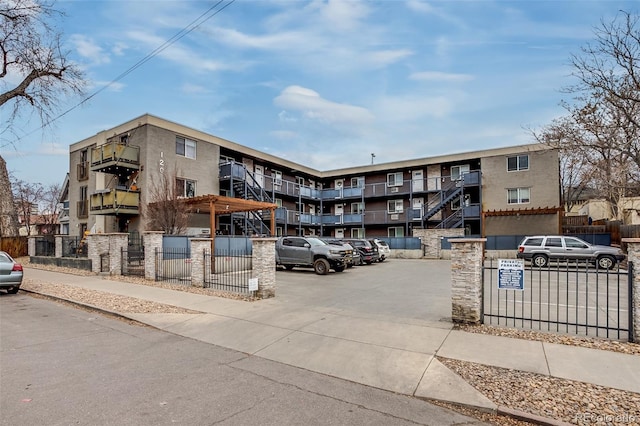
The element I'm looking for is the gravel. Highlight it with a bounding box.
[17,259,640,426]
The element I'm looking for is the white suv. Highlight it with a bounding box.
[516,235,625,269]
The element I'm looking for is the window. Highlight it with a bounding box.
[564,237,588,249]
[388,227,404,237]
[176,178,196,198]
[507,154,529,171]
[273,170,282,187]
[544,238,563,248]
[296,176,304,186]
[507,188,530,204]
[351,176,365,187]
[176,136,196,159]
[387,172,403,187]
[351,202,364,214]
[80,186,88,201]
[450,196,462,210]
[275,198,283,208]
[450,165,470,181]
[387,199,403,213]
[351,228,364,238]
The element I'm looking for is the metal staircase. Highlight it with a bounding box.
[423,180,463,221]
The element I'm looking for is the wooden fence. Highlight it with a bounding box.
[1,237,28,258]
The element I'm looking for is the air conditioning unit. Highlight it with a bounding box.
[390,214,399,220]
[390,187,399,193]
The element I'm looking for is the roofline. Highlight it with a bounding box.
[68,113,553,176]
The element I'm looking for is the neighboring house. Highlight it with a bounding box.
[578,197,640,225]
[58,174,70,235]
[18,212,59,236]
[66,114,561,239]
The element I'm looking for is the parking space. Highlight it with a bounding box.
[275,259,453,324]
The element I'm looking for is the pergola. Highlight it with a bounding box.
[181,194,278,250]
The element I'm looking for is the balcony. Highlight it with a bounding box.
[90,189,140,215]
[90,142,140,173]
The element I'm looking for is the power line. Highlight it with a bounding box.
[6,0,236,147]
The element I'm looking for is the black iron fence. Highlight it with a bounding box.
[62,236,88,258]
[35,236,55,256]
[204,249,254,295]
[121,246,145,276]
[483,259,633,342]
[155,247,191,284]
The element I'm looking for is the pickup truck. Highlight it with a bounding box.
[275,236,351,275]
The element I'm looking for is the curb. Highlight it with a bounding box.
[498,406,574,426]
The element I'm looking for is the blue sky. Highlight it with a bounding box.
[2,0,637,187]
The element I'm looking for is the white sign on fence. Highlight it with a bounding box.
[497,259,525,291]
[248,278,259,292]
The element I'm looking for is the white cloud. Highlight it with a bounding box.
[274,86,375,127]
[181,83,208,95]
[364,49,413,67]
[405,0,435,14]
[88,80,125,92]
[315,0,371,32]
[270,130,297,140]
[410,71,474,83]
[111,42,127,56]
[374,94,457,121]
[70,35,110,65]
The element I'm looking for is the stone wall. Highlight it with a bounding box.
[143,232,164,280]
[86,233,128,274]
[252,237,277,299]
[190,238,211,288]
[450,238,485,324]
[413,228,464,259]
[622,238,640,343]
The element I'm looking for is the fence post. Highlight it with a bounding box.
[27,236,38,257]
[190,238,211,288]
[87,234,108,273]
[54,235,63,258]
[143,231,164,281]
[622,238,640,343]
[108,234,128,275]
[251,237,278,299]
[450,238,486,324]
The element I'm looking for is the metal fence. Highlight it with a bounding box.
[483,259,633,342]
[204,249,254,295]
[121,246,145,276]
[35,236,55,256]
[62,236,88,257]
[155,247,192,284]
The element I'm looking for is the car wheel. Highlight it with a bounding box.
[597,255,615,270]
[346,264,353,269]
[365,260,372,265]
[532,254,548,268]
[7,287,19,294]
[334,265,345,272]
[313,258,330,275]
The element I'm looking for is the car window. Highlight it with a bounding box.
[564,238,589,248]
[0,253,11,263]
[545,238,563,247]
[523,237,543,246]
[305,237,326,247]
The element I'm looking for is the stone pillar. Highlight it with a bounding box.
[108,234,128,275]
[86,233,128,274]
[251,237,277,299]
[190,238,211,288]
[28,236,38,257]
[450,238,486,324]
[622,238,640,343]
[55,235,63,258]
[143,231,164,281]
[87,234,109,273]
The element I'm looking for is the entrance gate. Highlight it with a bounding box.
[482,259,633,342]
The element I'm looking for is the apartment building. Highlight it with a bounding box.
[65,114,561,238]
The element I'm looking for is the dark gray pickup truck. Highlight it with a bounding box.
[275,236,351,275]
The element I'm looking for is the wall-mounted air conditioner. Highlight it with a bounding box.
[390,187,399,193]
[390,214,399,220]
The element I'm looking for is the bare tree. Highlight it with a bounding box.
[40,182,61,234]
[12,178,44,235]
[0,0,85,237]
[143,169,192,235]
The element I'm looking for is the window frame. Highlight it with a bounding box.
[388,226,404,237]
[351,202,364,214]
[450,164,470,181]
[387,199,404,213]
[507,187,530,204]
[507,154,529,172]
[176,178,197,198]
[176,136,197,159]
[387,172,403,187]
[351,176,365,188]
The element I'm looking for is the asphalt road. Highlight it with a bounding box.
[0,293,486,426]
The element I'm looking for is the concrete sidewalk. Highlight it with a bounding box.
[23,268,640,413]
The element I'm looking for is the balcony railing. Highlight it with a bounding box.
[77,200,89,218]
[90,142,140,171]
[90,189,140,215]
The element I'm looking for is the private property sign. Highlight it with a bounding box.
[497,259,525,291]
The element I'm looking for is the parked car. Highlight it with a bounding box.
[0,251,23,294]
[275,236,351,275]
[516,236,625,269]
[323,239,360,268]
[344,239,379,265]
[371,239,391,262]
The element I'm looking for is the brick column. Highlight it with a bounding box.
[190,238,211,288]
[55,235,63,258]
[251,237,277,299]
[450,238,486,324]
[87,234,109,273]
[622,238,640,343]
[143,231,164,281]
[28,236,38,257]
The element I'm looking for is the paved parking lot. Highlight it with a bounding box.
[275,259,453,325]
